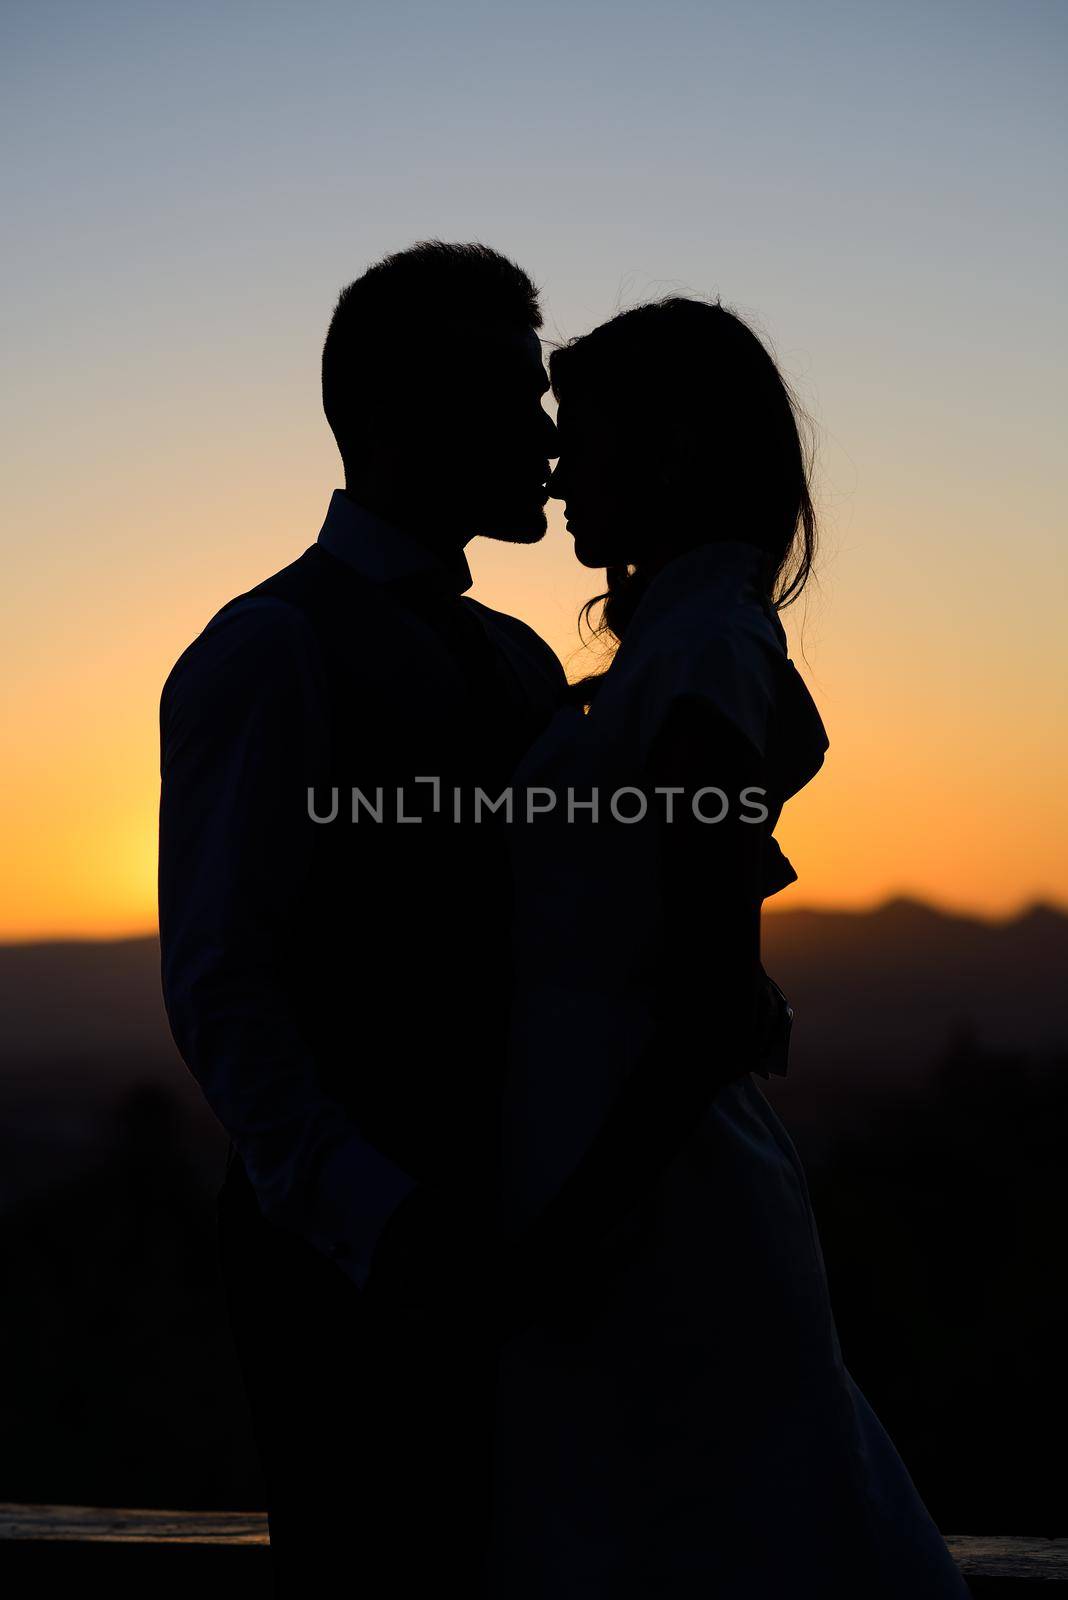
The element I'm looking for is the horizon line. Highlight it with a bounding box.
[2,892,1066,949]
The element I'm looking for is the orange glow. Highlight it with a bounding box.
[3,488,1064,941]
[4,1,1064,941]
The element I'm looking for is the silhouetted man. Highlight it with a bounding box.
[158,242,564,1595]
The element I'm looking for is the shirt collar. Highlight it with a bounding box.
[316,489,473,594]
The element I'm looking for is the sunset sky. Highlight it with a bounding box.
[3,0,1065,939]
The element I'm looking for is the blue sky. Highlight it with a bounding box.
[2,0,1066,930]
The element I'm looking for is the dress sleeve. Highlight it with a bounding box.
[633,611,782,771]
[632,606,823,902]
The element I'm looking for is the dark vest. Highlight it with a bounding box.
[218,541,555,1188]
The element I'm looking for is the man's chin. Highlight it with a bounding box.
[470,505,549,544]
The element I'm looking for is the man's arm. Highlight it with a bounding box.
[158,597,417,1290]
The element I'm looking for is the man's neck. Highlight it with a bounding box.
[341,483,473,554]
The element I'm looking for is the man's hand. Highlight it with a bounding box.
[359,1176,557,1348]
[361,1179,498,1326]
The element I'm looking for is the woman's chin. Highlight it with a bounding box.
[572,534,618,569]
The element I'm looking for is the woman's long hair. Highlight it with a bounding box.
[549,296,818,703]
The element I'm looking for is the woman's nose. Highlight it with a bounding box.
[546,459,566,498]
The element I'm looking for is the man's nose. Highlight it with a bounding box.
[546,459,566,498]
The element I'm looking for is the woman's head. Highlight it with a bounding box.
[547,296,817,641]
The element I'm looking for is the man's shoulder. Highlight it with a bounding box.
[463,598,566,686]
[161,583,322,724]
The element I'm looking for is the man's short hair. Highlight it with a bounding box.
[322,240,542,453]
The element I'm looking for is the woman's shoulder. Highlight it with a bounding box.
[586,566,822,793]
[602,554,791,760]
[621,541,786,663]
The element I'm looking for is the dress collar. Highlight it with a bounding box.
[624,538,780,641]
[648,537,771,592]
[316,489,474,594]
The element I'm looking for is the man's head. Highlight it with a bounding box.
[322,241,558,545]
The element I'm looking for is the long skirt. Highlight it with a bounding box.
[486,1071,970,1599]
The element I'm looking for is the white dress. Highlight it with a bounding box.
[487,541,969,1598]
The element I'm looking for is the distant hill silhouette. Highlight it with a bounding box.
[763,895,1068,1057]
[0,936,221,1210]
[1,899,1065,1199]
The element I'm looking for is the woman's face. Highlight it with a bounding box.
[547,389,655,569]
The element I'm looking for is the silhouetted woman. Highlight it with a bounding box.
[488,297,969,1598]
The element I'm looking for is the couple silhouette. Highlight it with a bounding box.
[158,241,968,1597]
